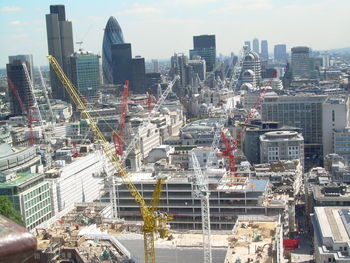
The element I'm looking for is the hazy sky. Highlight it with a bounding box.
[0,0,349,66]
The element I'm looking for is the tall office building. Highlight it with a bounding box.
[6,58,34,116]
[291,46,311,79]
[252,38,260,54]
[102,16,125,84]
[261,94,327,170]
[274,44,287,62]
[260,40,268,61]
[9,55,34,86]
[189,35,216,72]
[69,50,100,99]
[152,59,159,73]
[46,5,74,102]
[131,56,146,94]
[240,50,262,89]
[111,43,132,86]
[244,41,251,50]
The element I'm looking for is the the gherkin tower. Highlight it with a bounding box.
[102,16,125,84]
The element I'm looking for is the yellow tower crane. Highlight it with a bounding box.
[47,55,171,263]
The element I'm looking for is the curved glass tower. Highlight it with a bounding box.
[102,16,125,84]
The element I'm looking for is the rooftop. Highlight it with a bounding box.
[0,172,40,187]
[225,217,279,263]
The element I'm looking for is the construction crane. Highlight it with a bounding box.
[22,62,44,126]
[221,71,277,178]
[7,76,36,145]
[191,152,212,263]
[38,67,55,123]
[47,55,171,263]
[112,80,129,156]
[121,75,180,163]
[129,92,157,115]
[206,46,247,169]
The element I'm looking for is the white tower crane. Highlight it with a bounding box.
[22,63,43,125]
[191,152,212,263]
[38,67,55,123]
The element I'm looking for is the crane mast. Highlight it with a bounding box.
[22,62,43,125]
[191,152,212,263]
[38,67,55,123]
[47,55,170,263]
[121,75,180,163]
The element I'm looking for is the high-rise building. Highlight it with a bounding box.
[190,35,216,72]
[69,50,100,99]
[6,58,34,116]
[152,59,159,73]
[261,94,327,170]
[252,38,260,54]
[131,56,146,94]
[260,40,268,61]
[146,73,162,95]
[102,16,125,84]
[244,41,251,50]
[8,55,34,86]
[46,5,74,101]
[274,44,287,62]
[187,59,206,81]
[291,46,311,79]
[111,43,132,86]
[240,50,262,89]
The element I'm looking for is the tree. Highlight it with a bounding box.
[0,196,25,226]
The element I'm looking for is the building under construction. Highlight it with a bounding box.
[108,170,288,230]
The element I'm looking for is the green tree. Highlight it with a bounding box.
[0,196,25,226]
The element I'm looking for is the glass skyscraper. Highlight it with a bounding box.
[70,50,100,99]
[102,16,125,84]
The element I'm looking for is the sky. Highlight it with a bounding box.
[0,0,349,67]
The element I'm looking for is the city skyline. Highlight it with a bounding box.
[0,0,350,66]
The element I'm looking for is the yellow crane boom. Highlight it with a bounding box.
[47,55,166,263]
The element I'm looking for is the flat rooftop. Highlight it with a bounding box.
[0,172,40,187]
[314,206,350,242]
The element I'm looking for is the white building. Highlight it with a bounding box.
[45,150,105,215]
[260,131,304,168]
[312,206,350,263]
[323,96,350,157]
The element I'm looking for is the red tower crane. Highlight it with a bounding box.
[7,77,36,145]
[221,71,277,179]
[113,80,129,156]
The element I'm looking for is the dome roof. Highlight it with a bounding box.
[243,69,255,77]
[240,82,253,90]
[244,51,260,61]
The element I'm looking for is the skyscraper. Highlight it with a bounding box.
[8,55,34,86]
[244,41,251,51]
[260,40,268,61]
[70,50,100,99]
[46,5,74,101]
[274,44,287,62]
[252,38,260,54]
[111,43,132,86]
[102,16,125,84]
[190,35,216,72]
[291,46,311,79]
[152,59,159,73]
[131,56,146,94]
[6,57,34,116]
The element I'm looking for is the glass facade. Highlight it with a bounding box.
[102,16,125,84]
[70,52,100,98]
